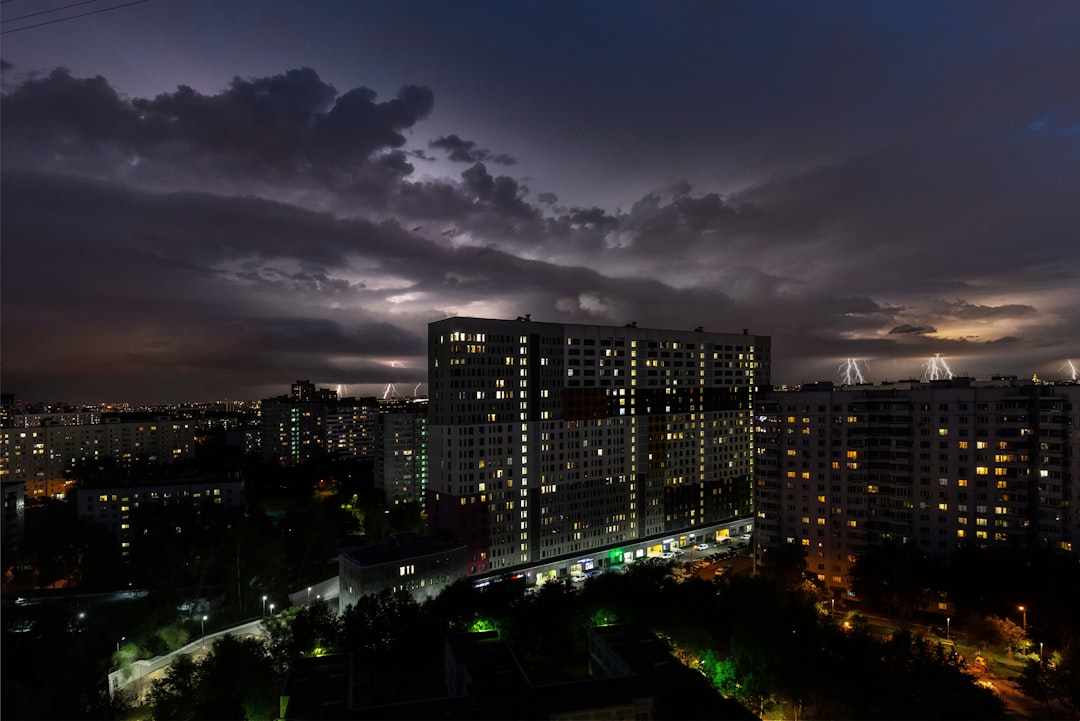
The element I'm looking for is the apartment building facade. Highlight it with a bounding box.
[427,317,769,576]
[375,397,429,506]
[75,473,244,556]
[755,377,1080,598]
[0,416,198,498]
[260,380,380,464]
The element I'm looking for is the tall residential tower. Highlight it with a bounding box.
[427,317,769,576]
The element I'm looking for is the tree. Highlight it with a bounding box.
[850,541,944,622]
[14,499,122,589]
[147,654,200,720]
[1017,658,1055,711]
[147,635,279,720]
[966,614,1026,658]
[264,603,340,665]
[757,541,808,591]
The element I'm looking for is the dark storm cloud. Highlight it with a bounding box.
[233,317,424,356]
[429,134,515,164]
[0,67,433,183]
[890,325,937,335]
[2,168,748,401]
[456,163,538,220]
[943,301,1038,321]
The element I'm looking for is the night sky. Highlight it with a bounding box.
[2,0,1078,404]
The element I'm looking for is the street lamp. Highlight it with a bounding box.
[1039,642,1044,661]
[262,595,267,616]
[307,586,312,605]
[269,603,275,616]
[1018,605,1027,631]
[830,598,835,617]
[116,636,125,653]
[201,615,207,645]
[946,617,950,641]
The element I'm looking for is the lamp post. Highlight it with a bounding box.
[1018,605,1027,631]
[1039,642,1044,661]
[262,595,267,616]
[946,616,950,641]
[307,586,312,605]
[830,598,835,617]
[201,615,207,645]
[116,636,125,653]
[269,603,275,616]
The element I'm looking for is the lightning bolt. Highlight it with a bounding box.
[384,361,400,399]
[923,353,954,381]
[838,359,868,386]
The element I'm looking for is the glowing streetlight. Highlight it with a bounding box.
[307,586,312,605]
[1018,605,1027,631]
[201,615,208,645]
[262,595,267,616]
[269,603,275,616]
[946,616,950,641]
[116,635,125,653]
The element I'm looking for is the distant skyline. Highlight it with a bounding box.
[2,0,1079,404]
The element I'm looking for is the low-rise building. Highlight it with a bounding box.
[338,532,466,610]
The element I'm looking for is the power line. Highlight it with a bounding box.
[1,0,151,35]
[3,0,109,24]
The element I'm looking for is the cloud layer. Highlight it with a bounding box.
[2,4,1079,403]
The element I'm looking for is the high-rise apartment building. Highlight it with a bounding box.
[375,397,429,506]
[261,381,380,464]
[755,377,1080,599]
[427,317,769,576]
[325,397,379,460]
[260,380,337,464]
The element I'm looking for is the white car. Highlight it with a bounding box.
[695,543,709,551]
